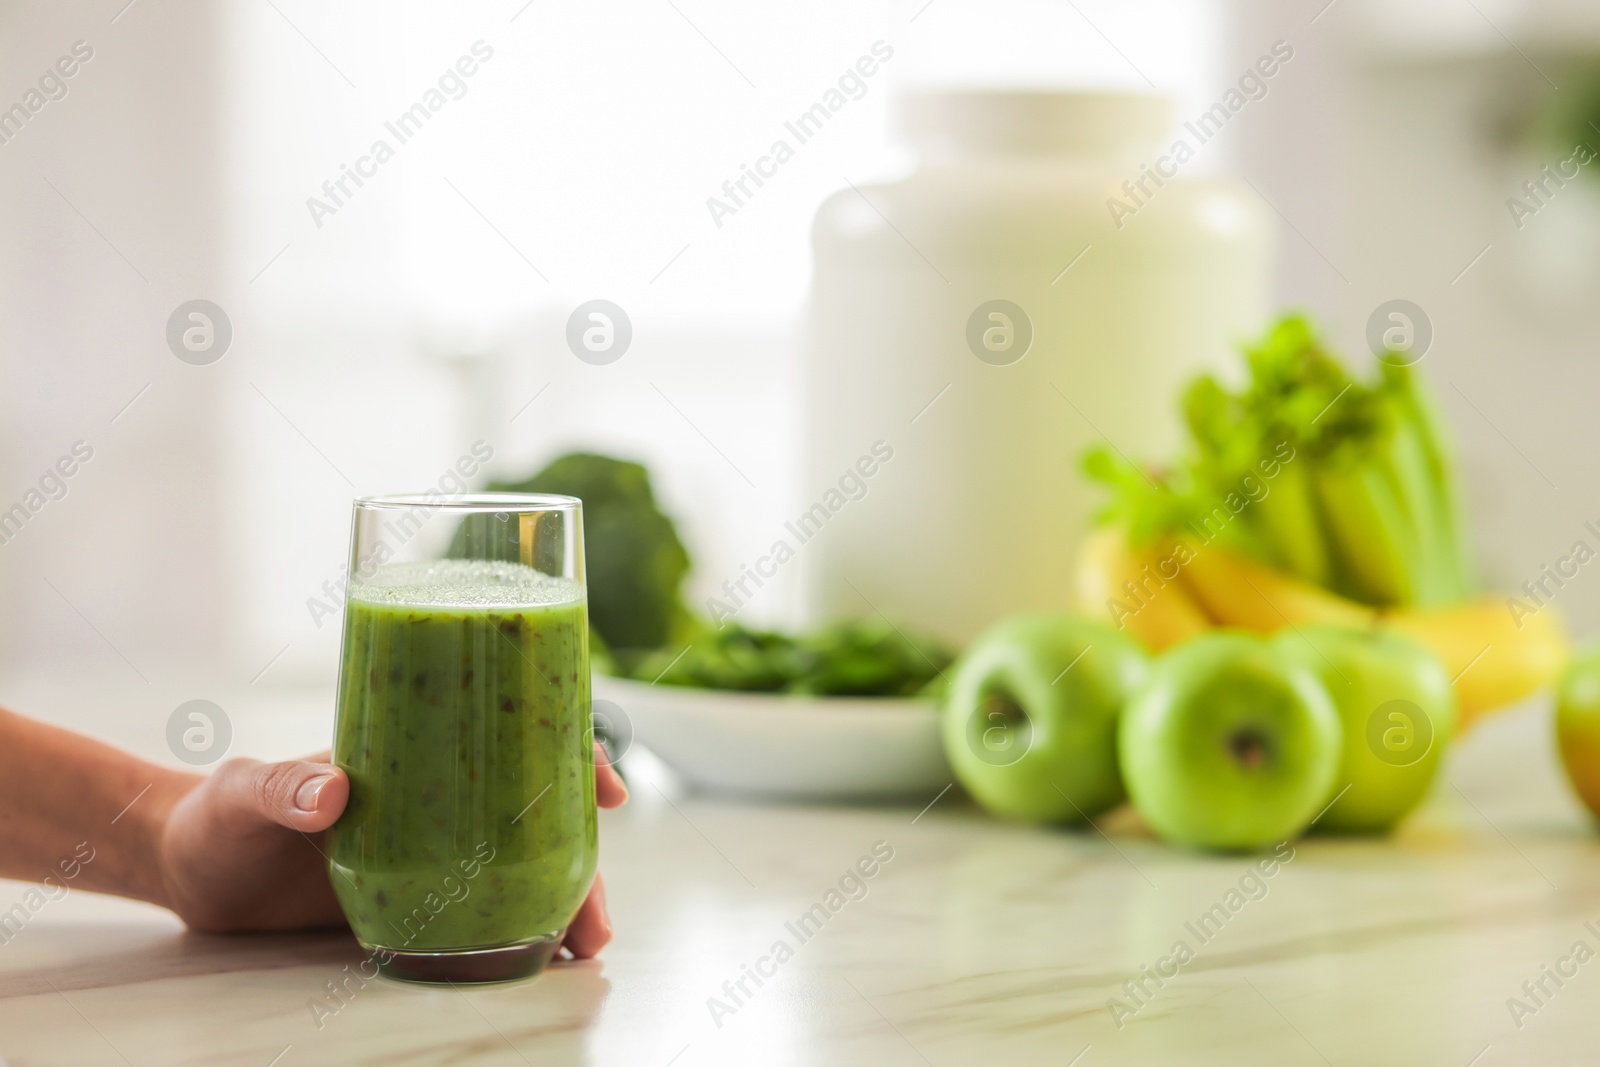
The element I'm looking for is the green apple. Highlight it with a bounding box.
[942,614,1148,823]
[1120,632,1340,851]
[1275,624,1455,834]
[1556,645,1600,820]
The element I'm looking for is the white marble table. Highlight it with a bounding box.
[0,680,1596,1066]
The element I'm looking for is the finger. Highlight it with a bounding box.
[593,742,628,809]
[213,757,350,834]
[562,873,611,959]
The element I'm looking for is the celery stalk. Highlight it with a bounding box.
[1247,453,1334,586]
[1371,418,1452,606]
[1082,315,1474,611]
[1381,362,1472,598]
[1314,455,1419,606]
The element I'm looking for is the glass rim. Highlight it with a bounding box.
[354,492,581,512]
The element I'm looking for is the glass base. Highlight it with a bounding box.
[370,932,567,985]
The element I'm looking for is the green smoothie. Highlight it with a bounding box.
[326,559,596,959]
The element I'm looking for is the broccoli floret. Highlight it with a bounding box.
[492,452,692,651]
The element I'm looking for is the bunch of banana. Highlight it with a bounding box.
[1074,524,1570,728]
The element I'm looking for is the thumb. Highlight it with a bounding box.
[214,757,350,834]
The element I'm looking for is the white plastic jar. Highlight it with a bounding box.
[800,90,1272,645]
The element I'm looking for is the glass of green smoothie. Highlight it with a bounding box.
[326,493,596,984]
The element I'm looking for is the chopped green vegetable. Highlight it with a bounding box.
[790,618,953,697]
[634,618,953,697]
[631,626,805,692]
[1084,313,1472,608]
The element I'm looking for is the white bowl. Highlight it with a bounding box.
[593,675,953,801]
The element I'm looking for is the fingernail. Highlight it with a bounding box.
[296,775,334,812]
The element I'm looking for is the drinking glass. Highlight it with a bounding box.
[326,493,596,983]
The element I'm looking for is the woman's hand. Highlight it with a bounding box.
[154,742,628,956]
[0,703,625,957]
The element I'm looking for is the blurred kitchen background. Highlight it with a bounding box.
[1,0,1598,703]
